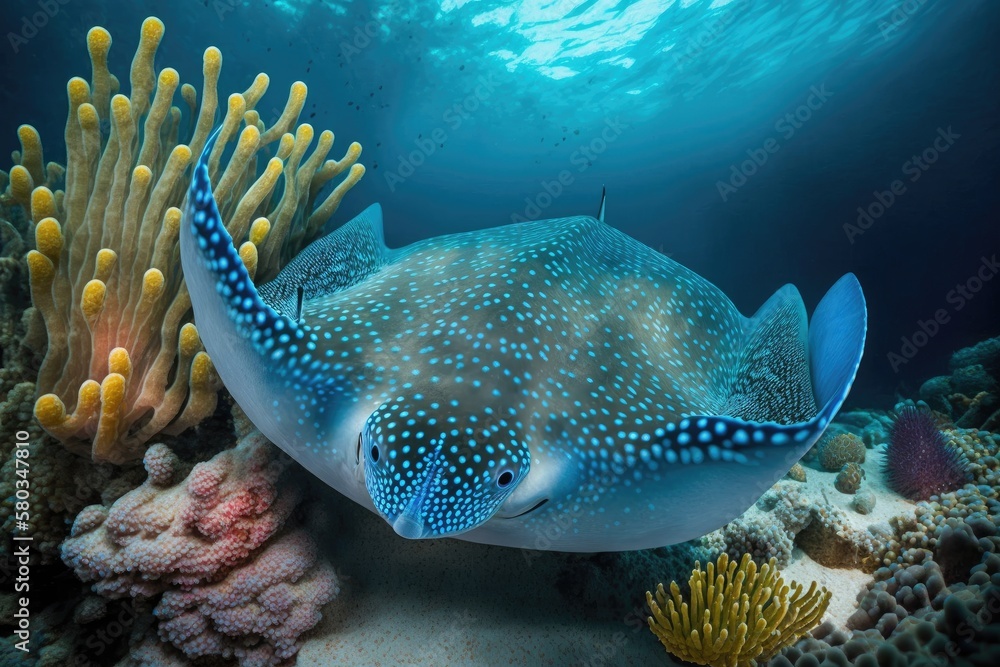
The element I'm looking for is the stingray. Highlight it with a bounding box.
[180,133,866,552]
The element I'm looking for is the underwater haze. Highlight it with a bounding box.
[2,0,1000,666]
[1,0,997,405]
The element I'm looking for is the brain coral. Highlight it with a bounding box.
[835,461,865,494]
[885,407,970,500]
[817,432,866,472]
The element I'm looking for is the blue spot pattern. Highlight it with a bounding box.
[182,126,867,549]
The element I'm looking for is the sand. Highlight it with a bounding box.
[297,490,665,666]
[297,445,914,664]
[779,447,917,629]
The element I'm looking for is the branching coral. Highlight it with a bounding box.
[645,553,831,667]
[14,17,365,463]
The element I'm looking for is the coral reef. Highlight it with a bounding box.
[885,407,971,500]
[771,553,1000,667]
[11,17,365,463]
[0,203,40,396]
[853,490,876,515]
[761,344,1000,667]
[834,409,894,450]
[720,513,796,569]
[881,481,1000,570]
[817,433,866,472]
[1,594,79,666]
[835,462,865,494]
[735,481,883,571]
[847,555,949,636]
[920,335,1000,430]
[787,462,807,482]
[794,502,883,571]
[61,429,337,665]
[646,553,831,667]
[155,530,338,665]
[0,381,142,563]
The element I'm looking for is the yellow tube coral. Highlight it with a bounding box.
[10,17,365,463]
[646,553,831,667]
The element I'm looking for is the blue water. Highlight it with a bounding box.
[1,0,997,404]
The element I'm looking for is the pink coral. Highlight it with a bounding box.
[61,430,336,665]
[156,531,338,666]
[62,430,297,597]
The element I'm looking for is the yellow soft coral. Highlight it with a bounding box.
[9,17,365,463]
[646,553,831,667]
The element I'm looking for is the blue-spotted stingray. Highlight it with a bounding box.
[180,133,867,552]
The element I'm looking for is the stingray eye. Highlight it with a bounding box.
[497,470,515,488]
[370,443,380,463]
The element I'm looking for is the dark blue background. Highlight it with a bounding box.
[1,0,997,407]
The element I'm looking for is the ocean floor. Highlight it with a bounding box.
[768,448,918,627]
[300,491,664,666]
[2,312,999,666]
[297,445,911,665]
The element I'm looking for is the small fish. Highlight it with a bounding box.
[181,131,866,551]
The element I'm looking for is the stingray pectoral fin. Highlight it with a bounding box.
[645,274,867,543]
[179,130,330,450]
[724,272,866,431]
[707,272,866,457]
[808,273,867,412]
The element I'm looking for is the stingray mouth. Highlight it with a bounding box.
[499,498,549,519]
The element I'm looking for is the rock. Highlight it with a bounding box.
[949,336,1000,374]
[854,491,877,515]
[918,376,953,415]
[951,364,998,397]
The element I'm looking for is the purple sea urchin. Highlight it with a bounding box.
[885,407,970,500]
